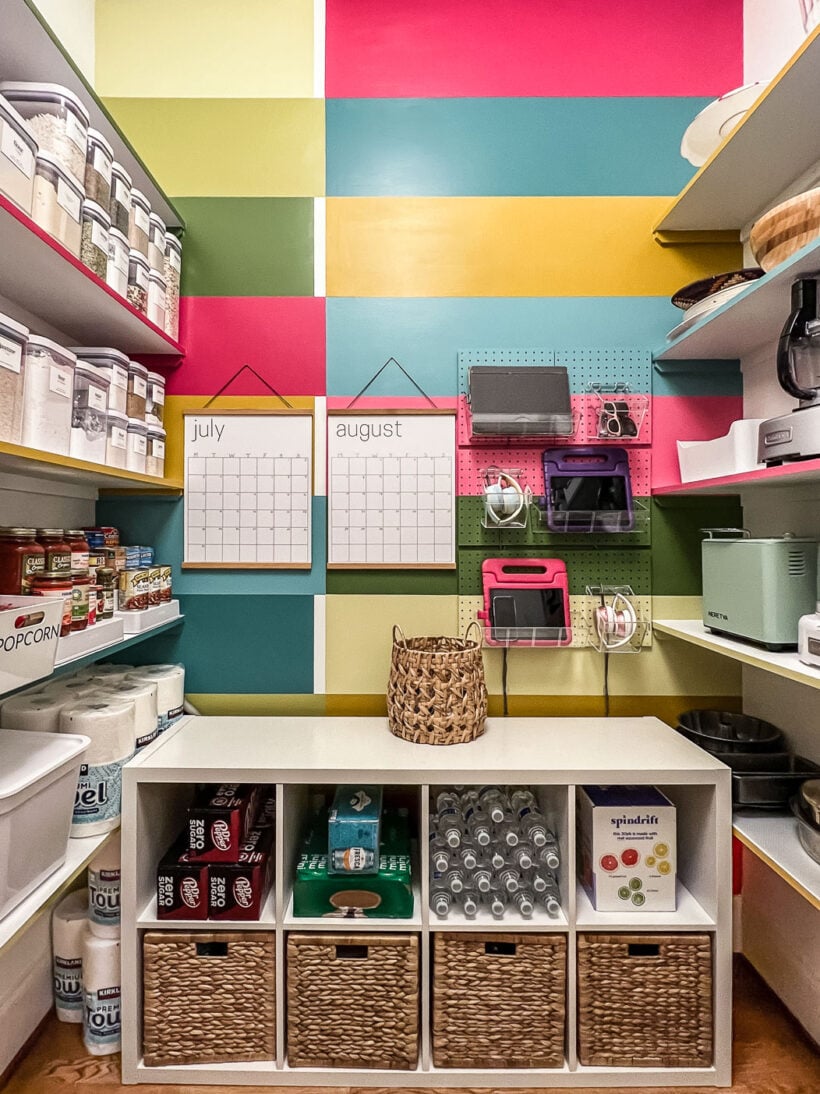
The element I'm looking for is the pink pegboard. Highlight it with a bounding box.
[627,448,651,496]
[581,394,652,447]
[457,394,586,448]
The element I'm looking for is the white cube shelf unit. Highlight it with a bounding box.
[122,716,732,1087]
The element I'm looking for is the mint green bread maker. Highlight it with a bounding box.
[701,530,818,650]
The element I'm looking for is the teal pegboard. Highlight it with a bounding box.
[458,349,553,395]
[457,547,652,597]
[457,496,651,548]
[555,348,652,394]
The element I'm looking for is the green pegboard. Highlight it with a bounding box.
[457,547,652,597]
[457,496,651,549]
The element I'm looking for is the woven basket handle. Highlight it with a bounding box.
[464,620,483,646]
[392,624,406,646]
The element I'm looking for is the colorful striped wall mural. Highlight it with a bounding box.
[95,0,746,718]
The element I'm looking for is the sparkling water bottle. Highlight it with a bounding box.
[478,785,508,823]
[457,844,479,870]
[442,867,466,893]
[484,889,507,919]
[498,866,521,893]
[509,843,534,870]
[428,834,450,873]
[529,867,559,895]
[435,808,462,848]
[488,846,506,870]
[464,805,492,846]
[509,788,538,814]
[431,886,452,918]
[473,866,493,893]
[538,889,561,918]
[511,887,535,919]
[518,811,548,848]
[495,818,520,847]
[459,788,479,810]
[535,835,560,871]
[435,790,460,814]
[460,890,478,919]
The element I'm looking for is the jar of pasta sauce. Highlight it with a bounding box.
[96,567,116,619]
[36,528,72,576]
[0,527,45,594]
[88,582,99,626]
[64,529,89,576]
[71,573,90,631]
[30,570,72,636]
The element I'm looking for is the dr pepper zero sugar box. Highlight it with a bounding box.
[186,783,260,862]
[156,838,208,920]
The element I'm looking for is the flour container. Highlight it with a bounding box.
[105,410,128,469]
[31,151,83,255]
[84,128,112,209]
[0,729,90,920]
[70,361,109,464]
[20,337,76,455]
[71,347,128,414]
[108,161,131,237]
[0,311,28,445]
[0,81,89,187]
[0,93,37,214]
[126,418,147,473]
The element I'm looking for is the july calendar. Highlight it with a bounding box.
[327,411,456,568]
[183,412,313,568]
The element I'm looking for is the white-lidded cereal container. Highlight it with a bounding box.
[126,418,147,473]
[0,729,90,921]
[0,81,89,188]
[31,150,83,255]
[0,93,38,215]
[70,347,128,415]
[145,425,166,478]
[106,226,128,296]
[0,310,28,445]
[69,361,109,464]
[21,336,76,455]
[105,409,128,469]
[163,232,181,341]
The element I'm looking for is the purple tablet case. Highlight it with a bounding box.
[541,446,634,532]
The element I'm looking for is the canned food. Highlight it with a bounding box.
[119,567,149,610]
[149,565,161,606]
[160,564,172,602]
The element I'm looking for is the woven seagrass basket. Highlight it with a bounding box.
[433,932,567,1068]
[577,933,713,1068]
[142,931,275,1067]
[286,933,419,1069]
[387,622,487,745]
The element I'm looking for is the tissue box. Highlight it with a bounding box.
[187,784,260,862]
[577,786,676,911]
[208,826,274,921]
[328,785,382,875]
[156,838,208,920]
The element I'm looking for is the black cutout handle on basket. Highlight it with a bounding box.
[196,942,228,957]
[484,941,517,956]
[336,944,368,959]
[627,943,660,957]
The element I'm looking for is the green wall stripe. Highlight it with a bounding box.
[326,569,459,595]
[651,496,744,595]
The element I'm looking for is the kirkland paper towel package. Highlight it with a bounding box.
[328,785,383,875]
[82,930,121,1055]
[126,663,184,731]
[87,830,121,938]
[59,701,136,836]
[52,888,87,1023]
[577,786,676,911]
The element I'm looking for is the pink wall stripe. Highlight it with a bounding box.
[326,0,743,98]
[651,395,744,488]
[167,297,326,397]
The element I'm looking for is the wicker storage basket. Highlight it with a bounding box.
[577,933,713,1067]
[142,931,275,1067]
[286,932,419,1069]
[750,187,820,271]
[387,623,487,745]
[433,933,567,1068]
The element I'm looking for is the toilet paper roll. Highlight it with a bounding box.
[0,692,69,733]
[97,680,158,751]
[82,929,121,1055]
[52,889,88,1023]
[60,701,136,836]
[127,664,185,731]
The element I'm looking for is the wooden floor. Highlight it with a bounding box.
[3,958,818,1094]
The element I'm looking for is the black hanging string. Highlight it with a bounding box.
[203,364,294,409]
[346,357,437,409]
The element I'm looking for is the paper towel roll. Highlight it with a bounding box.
[82,929,121,1055]
[60,701,136,837]
[97,680,158,751]
[78,664,134,683]
[87,831,121,939]
[52,888,88,1022]
[127,664,185,731]
[41,679,100,701]
[0,692,69,733]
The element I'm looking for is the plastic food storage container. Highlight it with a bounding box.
[109,160,131,236]
[84,127,112,209]
[148,212,166,272]
[146,371,165,425]
[126,418,147,473]
[105,409,128,469]
[0,93,38,214]
[147,271,166,329]
[0,310,28,445]
[0,730,90,920]
[20,337,76,455]
[146,425,166,478]
[106,226,128,296]
[128,187,150,259]
[163,232,181,341]
[127,360,148,419]
[127,250,149,314]
[80,200,110,279]
[70,347,128,415]
[0,81,89,187]
[31,151,83,255]
[69,361,109,463]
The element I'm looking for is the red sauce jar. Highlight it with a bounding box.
[65,529,90,577]
[36,529,72,576]
[0,528,46,594]
[30,570,73,636]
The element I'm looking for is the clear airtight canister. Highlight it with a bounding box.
[127,250,149,314]
[20,337,76,454]
[126,360,148,419]
[32,150,82,255]
[0,93,37,215]
[163,233,181,342]
[128,187,150,259]
[105,409,128,469]
[145,425,166,477]
[126,418,147,473]
[145,371,165,424]
[71,347,128,414]
[84,127,112,209]
[69,361,109,463]
[0,310,28,444]
[106,227,128,296]
[148,212,165,273]
[147,271,166,330]
[108,161,131,236]
[0,81,89,187]
[80,200,110,280]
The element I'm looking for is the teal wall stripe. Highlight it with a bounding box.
[326,298,679,396]
[326,97,707,197]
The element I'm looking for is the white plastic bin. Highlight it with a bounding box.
[0,595,63,693]
[0,730,90,920]
[677,419,765,483]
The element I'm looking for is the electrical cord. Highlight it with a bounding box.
[603,649,610,717]
[502,646,509,716]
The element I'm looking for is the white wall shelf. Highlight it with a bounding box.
[0,440,183,493]
[733,812,820,911]
[122,716,733,1088]
[0,0,183,228]
[652,458,820,497]
[654,26,820,235]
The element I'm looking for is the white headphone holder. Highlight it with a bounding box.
[481,467,532,529]
[585,584,647,653]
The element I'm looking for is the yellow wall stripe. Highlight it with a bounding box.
[187,694,327,716]
[326,197,740,297]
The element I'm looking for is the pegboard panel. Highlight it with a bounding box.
[457,496,651,549]
[456,394,585,448]
[574,594,653,650]
[457,446,547,495]
[457,547,652,597]
[555,348,653,394]
[581,393,653,447]
[457,349,553,396]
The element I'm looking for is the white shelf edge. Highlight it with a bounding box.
[0,829,113,952]
[732,812,820,910]
[55,609,185,670]
[574,880,716,930]
[283,886,422,931]
[653,619,820,690]
[138,887,276,931]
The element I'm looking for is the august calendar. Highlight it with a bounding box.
[183,412,313,568]
[327,410,456,568]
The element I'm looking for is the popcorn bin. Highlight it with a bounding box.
[0,596,63,693]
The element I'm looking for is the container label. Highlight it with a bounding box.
[129,432,147,456]
[21,551,45,591]
[91,220,108,251]
[108,364,128,389]
[136,722,158,749]
[134,204,150,234]
[0,333,22,374]
[150,384,165,405]
[56,177,81,220]
[168,247,181,272]
[113,177,129,206]
[92,144,112,182]
[133,264,148,291]
[1,119,34,178]
[49,365,71,398]
[132,374,147,398]
[87,383,107,411]
[54,955,83,1012]
[152,439,166,458]
[70,548,89,573]
[73,758,130,826]
[66,112,86,152]
[110,425,127,450]
[109,238,127,273]
[83,986,121,1047]
[88,866,121,928]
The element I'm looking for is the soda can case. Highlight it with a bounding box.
[328,785,382,876]
[187,783,260,862]
[208,826,274,921]
[156,838,208,920]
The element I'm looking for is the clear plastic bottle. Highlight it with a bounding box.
[460,890,478,919]
[511,888,535,919]
[435,790,460,813]
[428,834,450,873]
[489,846,506,870]
[535,837,560,871]
[459,787,479,810]
[435,808,462,848]
[478,785,508,822]
[431,886,452,919]
[529,868,560,895]
[495,819,520,847]
[443,867,466,894]
[484,889,507,919]
[509,843,534,870]
[498,866,521,893]
[464,804,492,846]
[509,787,538,814]
[457,844,479,870]
[473,866,493,893]
[519,811,548,847]
[538,889,562,918]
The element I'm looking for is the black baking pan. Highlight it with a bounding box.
[726,756,820,808]
[677,710,784,754]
